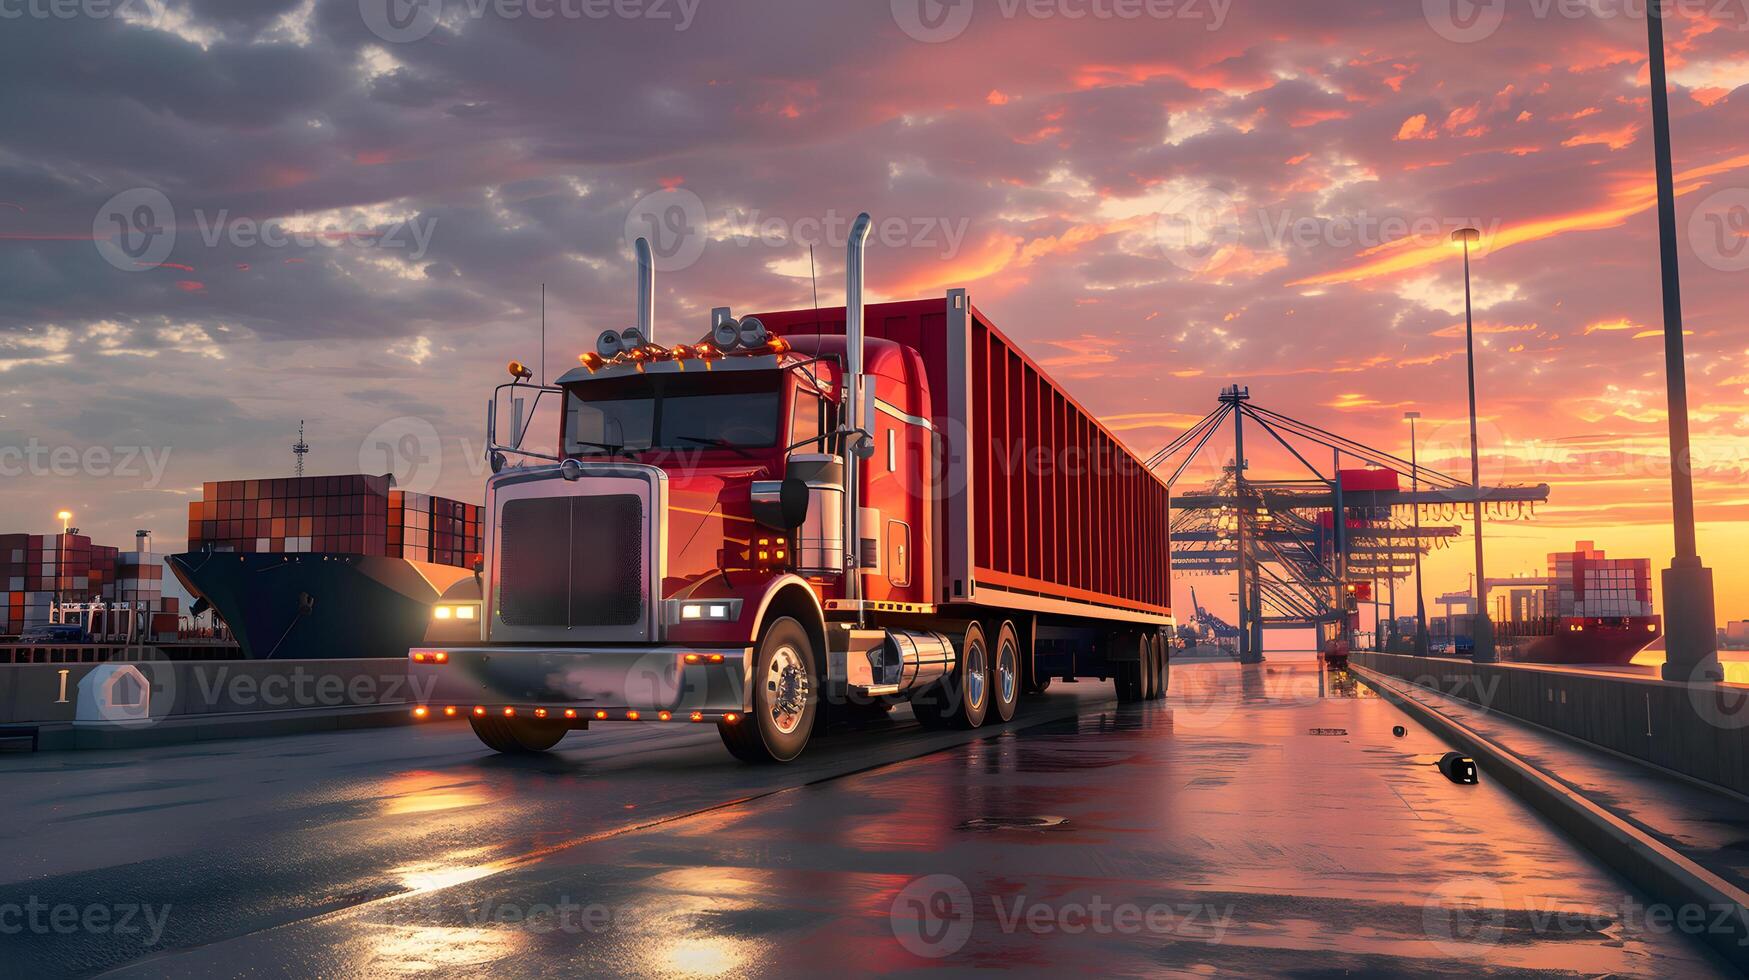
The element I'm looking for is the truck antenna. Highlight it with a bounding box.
[292,420,310,477]
[540,282,546,386]
[808,244,821,330]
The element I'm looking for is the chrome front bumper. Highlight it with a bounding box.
[410,644,752,715]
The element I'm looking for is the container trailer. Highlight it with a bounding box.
[412,213,1173,762]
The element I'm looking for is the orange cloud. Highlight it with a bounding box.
[1289,151,1749,287]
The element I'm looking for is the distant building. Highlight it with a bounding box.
[1725,621,1749,650]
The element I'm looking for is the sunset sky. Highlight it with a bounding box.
[1,0,1746,625]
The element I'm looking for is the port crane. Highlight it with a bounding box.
[1148,387,1550,663]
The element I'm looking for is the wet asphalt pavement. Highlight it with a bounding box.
[0,659,1733,978]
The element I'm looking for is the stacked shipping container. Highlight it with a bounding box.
[0,532,175,637]
[1547,541,1652,618]
[185,474,480,568]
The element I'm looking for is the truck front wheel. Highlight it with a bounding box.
[719,616,818,764]
[469,715,568,754]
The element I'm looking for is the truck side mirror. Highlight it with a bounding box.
[751,476,809,530]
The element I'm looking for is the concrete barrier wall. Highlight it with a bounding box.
[1353,652,1749,797]
[0,659,421,725]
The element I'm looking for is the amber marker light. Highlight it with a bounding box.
[657,711,672,721]
[412,706,429,719]
[578,351,605,372]
[723,712,740,724]
[534,708,548,719]
[625,710,641,720]
[690,711,704,722]
[595,710,608,720]
[443,706,458,717]
[507,361,533,381]
[563,708,578,719]
[503,707,516,717]
[473,706,486,716]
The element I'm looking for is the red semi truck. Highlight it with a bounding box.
[412,213,1174,762]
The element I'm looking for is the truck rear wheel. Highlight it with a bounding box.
[992,620,1021,723]
[1152,634,1170,700]
[719,616,818,764]
[916,622,991,729]
[1114,632,1147,704]
[469,715,568,754]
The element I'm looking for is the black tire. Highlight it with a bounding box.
[1114,632,1146,704]
[718,616,818,764]
[915,622,991,729]
[469,714,568,754]
[1153,635,1171,700]
[991,620,1021,723]
[1142,633,1161,701]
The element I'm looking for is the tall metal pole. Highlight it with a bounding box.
[1231,390,1259,664]
[1407,412,1430,656]
[1454,227,1496,663]
[1646,0,1722,682]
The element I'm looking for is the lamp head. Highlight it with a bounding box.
[1451,227,1481,246]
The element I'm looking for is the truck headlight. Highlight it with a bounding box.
[433,603,480,621]
[668,598,743,624]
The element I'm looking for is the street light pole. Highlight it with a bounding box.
[1452,227,1497,663]
[1405,413,1430,656]
[1646,0,1722,682]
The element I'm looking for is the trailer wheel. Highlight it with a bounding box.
[469,715,568,754]
[992,620,1021,723]
[916,622,991,729]
[1153,634,1170,700]
[1143,633,1162,701]
[1114,633,1146,704]
[718,616,817,764]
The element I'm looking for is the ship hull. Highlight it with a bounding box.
[169,552,474,660]
[1498,617,1661,666]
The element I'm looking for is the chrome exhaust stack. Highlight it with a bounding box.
[634,236,655,344]
[843,213,873,615]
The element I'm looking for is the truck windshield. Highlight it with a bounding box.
[563,371,782,455]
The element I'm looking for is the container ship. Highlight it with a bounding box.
[170,474,483,660]
[1495,541,1661,666]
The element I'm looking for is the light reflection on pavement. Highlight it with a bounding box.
[18,660,1715,977]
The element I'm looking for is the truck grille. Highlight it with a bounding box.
[497,494,645,628]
